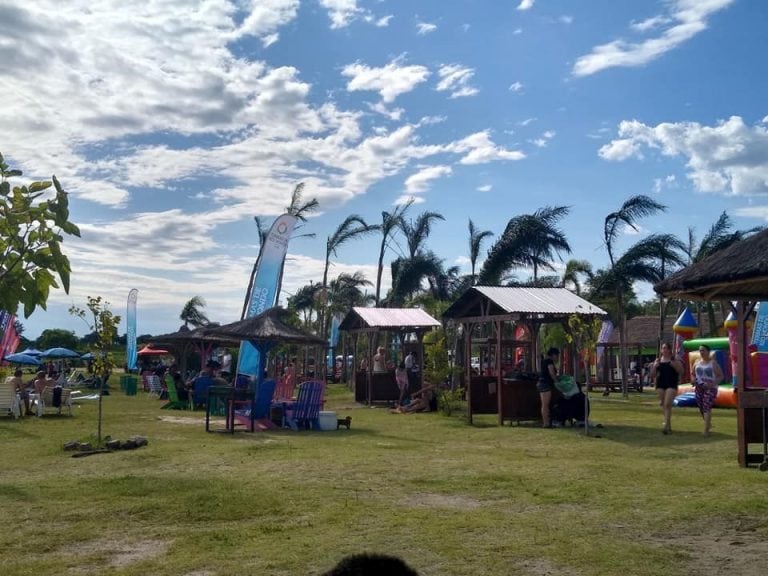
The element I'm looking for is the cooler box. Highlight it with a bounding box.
[318,411,337,431]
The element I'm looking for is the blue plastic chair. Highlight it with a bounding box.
[192,376,214,408]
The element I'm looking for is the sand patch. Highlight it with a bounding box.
[401,492,482,510]
[650,517,768,576]
[67,538,168,572]
[158,415,205,425]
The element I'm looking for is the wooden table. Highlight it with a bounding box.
[205,386,252,433]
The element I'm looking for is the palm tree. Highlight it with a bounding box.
[288,282,321,330]
[180,296,209,328]
[286,182,320,222]
[387,251,445,306]
[328,271,373,313]
[602,195,667,396]
[371,200,413,306]
[561,259,593,294]
[685,211,763,332]
[400,211,445,258]
[478,206,571,285]
[468,219,493,284]
[319,215,375,344]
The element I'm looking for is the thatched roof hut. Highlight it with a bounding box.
[654,229,768,300]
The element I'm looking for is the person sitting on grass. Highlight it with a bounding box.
[393,383,436,413]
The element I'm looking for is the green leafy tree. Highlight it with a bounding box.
[69,296,121,446]
[37,328,79,351]
[0,152,80,317]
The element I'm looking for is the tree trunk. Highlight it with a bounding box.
[617,289,629,397]
[375,239,386,306]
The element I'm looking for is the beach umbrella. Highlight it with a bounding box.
[81,352,95,360]
[18,347,43,356]
[137,345,170,356]
[40,347,81,359]
[3,353,42,366]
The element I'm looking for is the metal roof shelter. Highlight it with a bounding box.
[339,307,442,332]
[443,287,607,425]
[339,307,441,405]
[655,230,768,468]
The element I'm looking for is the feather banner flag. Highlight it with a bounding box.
[237,214,298,377]
[126,289,139,370]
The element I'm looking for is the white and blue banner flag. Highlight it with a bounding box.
[237,214,298,376]
[126,289,138,370]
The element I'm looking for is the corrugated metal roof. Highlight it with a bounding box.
[348,307,441,329]
[473,286,606,316]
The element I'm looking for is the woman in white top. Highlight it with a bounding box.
[693,345,723,436]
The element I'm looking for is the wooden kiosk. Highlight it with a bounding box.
[443,286,606,426]
[655,229,768,468]
[339,307,441,405]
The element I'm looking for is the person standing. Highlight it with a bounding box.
[220,348,233,380]
[650,342,684,434]
[537,347,560,428]
[373,346,386,372]
[693,344,723,436]
[395,361,408,406]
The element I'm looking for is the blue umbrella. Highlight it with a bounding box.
[18,347,43,356]
[40,347,81,359]
[81,352,95,360]
[4,353,42,366]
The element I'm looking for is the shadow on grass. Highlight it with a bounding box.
[0,420,43,438]
[585,423,728,446]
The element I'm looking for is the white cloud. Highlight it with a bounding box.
[417,22,437,35]
[653,174,678,193]
[369,101,404,121]
[513,27,523,35]
[233,0,299,44]
[530,130,556,148]
[573,0,735,77]
[630,15,671,32]
[404,165,453,193]
[559,15,574,25]
[517,0,535,11]
[599,116,768,196]
[477,184,493,192]
[318,0,361,29]
[395,194,425,206]
[342,57,430,103]
[733,206,768,221]
[436,64,479,99]
[509,81,524,93]
[375,15,393,27]
[517,117,537,127]
[449,131,526,164]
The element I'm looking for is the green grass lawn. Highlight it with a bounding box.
[1,382,767,576]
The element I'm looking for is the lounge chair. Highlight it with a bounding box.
[145,374,163,399]
[161,375,188,410]
[192,376,214,409]
[284,380,324,431]
[233,379,277,432]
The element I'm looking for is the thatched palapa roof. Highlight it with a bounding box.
[654,229,768,300]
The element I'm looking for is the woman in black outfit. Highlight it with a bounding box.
[538,347,560,428]
[650,342,684,434]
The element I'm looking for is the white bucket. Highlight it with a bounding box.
[318,410,337,431]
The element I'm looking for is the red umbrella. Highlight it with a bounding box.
[137,345,170,356]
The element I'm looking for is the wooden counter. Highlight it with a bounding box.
[469,376,540,424]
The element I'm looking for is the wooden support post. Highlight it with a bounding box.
[496,319,503,426]
[465,322,473,425]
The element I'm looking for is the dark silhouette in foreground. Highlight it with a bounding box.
[321,553,419,576]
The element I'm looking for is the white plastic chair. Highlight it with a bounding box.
[0,384,21,419]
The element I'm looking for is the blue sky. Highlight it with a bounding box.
[3,0,768,339]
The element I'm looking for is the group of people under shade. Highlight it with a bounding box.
[537,342,723,435]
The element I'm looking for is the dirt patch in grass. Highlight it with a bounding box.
[67,538,168,572]
[517,558,581,576]
[158,415,204,425]
[650,517,768,576]
[401,492,482,510]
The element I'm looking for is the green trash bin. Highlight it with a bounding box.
[119,374,129,391]
[124,375,138,396]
